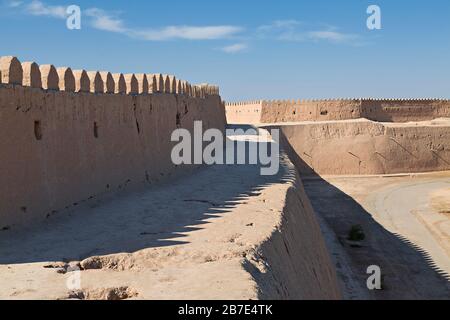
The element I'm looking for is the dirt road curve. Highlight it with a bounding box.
[367,178,450,277]
[304,172,450,299]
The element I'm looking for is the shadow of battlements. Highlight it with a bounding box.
[277,131,450,299]
[0,125,289,265]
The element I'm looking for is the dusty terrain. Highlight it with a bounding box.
[0,130,341,300]
[2,55,449,300]
[303,172,450,299]
[1,122,449,300]
[259,117,450,299]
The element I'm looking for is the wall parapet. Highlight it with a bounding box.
[0,56,220,98]
[225,98,450,106]
[225,98,450,124]
[0,55,226,229]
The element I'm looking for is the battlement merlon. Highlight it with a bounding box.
[0,56,220,98]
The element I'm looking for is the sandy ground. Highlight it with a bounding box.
[366,175,450,274]
[303,172,450,299]
[2,123,448,300]
[0,130,299,300]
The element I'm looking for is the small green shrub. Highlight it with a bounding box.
[348,224,365,241]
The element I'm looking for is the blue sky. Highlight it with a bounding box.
[0,0,449,101]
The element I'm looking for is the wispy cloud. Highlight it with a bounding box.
[7,0,23,8]
[220,43,248,54]
[258,19,361,45]
[5,2,362,46]
[130,26,243,41]
[307,30,358,43]
[257,19,303,40]
[25,0,66,19]
[9,1,243,41]
[85,7,242,40]
[258,19,301,32]
[84,8,126,33]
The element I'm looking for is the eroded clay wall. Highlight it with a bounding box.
[361,99,450,122]
[225,99,450,124]
[259,99,362,123]
[225,101,262,124]
[272,119,450,176]
[253,167,342,299]
[0,56,225,229]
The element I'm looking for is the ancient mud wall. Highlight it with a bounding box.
[258,99,361,123]
[0,56,225,229]
[225,99,450,124]
[270,119,450,176]
[224,100,262,124]
[248,165,342,299]
[360,99,450,122]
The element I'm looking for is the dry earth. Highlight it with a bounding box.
[0,129,340,300]
[303,172,450,299]
[1,123,449,300]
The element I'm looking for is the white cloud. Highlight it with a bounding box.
[17,1,243,41]
[258,20,360,45]
[83,7,242,41]
[84,8,126,33]
[220,43,248,54]
[84,7,242,41]
[7,0,23,8]
[8,2,361,45]
[257,19,302,40]
[258,19,301,32]
[25,0,66,19]
[131,26,242,41]
[307,30,357,43]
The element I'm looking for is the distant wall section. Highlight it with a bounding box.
[225,99,450,124]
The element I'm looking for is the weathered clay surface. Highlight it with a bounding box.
[2,54,448,301]
[268,118,450,176]
[226,99,450,124]
[0,84,225,229]
[0,135,341,300]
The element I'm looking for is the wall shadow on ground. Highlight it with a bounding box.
[0,125,288,266]
[279,132,450,299]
